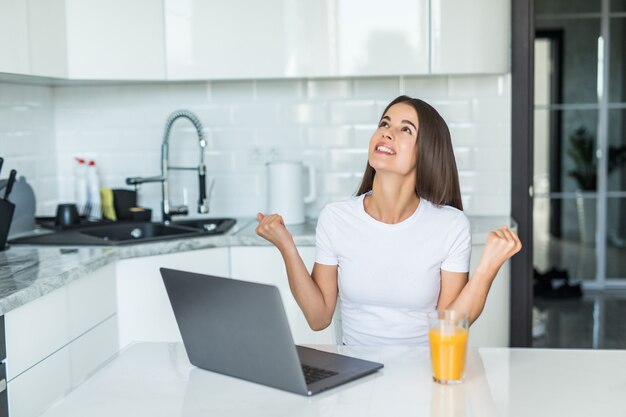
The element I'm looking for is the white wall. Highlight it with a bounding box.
[1,75,511,219]
[0,82,58,214]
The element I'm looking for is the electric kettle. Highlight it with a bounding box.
[267,161,316,225]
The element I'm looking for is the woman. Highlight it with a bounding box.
[256,95,521,346]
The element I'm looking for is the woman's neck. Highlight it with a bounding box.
[364,174,420,224]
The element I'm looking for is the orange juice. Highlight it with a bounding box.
[428,325,468,383]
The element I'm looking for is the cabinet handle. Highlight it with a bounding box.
[0,379,5,393]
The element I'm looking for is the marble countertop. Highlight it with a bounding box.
[39,342,626,417]
[0,215,513,315]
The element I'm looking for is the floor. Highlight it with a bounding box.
[533,291,626,349]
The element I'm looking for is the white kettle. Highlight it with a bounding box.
[267,161,316,225]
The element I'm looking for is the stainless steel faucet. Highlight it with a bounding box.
[126,110,209,222]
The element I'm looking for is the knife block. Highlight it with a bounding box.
[0,199,15,251]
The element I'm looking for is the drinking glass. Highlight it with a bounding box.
[428,310,469,385]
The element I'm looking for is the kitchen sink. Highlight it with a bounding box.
[171,218,236,234]
[9,218,237,246]
[77,222,199,243]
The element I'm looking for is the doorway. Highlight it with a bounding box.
[531,0,626,348]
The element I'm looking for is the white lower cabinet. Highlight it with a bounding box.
[229,246,340,345]
[468,244,510,348]
[5,263,118,417]
[116,248,230,348]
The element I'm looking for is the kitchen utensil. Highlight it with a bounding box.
[55,203,80,227]
[267,161,316,225]
[129,207,152,222]
[4,169,17,200]
[112,189,137,221]
[0,199,15,251]
[2,176,36,239]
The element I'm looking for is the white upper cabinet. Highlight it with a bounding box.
[27,0,68,78]
[335,0,429,76]
[27,0,166,79]
[0,0,29,74]
[165,0,430,80]
[430,0,510,74]
[7,0,508,80]
[63,0,166,80]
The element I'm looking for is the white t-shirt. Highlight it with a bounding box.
[315,192,471,346]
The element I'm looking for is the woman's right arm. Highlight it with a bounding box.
[256,213,338,331]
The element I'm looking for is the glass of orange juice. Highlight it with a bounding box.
[428,310,469,385]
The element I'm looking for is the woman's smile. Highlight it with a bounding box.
[374,142,396,155]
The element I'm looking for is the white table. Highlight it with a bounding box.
[38,342,626,417]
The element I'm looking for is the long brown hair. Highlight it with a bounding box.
[356,95,463,211]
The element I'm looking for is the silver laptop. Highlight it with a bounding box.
[160,267,383,396]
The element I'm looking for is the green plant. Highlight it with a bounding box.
[566,126,626,191]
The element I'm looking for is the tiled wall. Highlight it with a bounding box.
[0,82,58,215]
[2,75,511,219]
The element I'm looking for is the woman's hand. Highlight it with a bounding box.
[477,226,522,273]
[255,212,295,253]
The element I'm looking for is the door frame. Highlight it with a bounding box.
[510,0,534,347]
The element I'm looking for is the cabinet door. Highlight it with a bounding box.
[165,0,429,80]
[0,0,29,74]
[64,0,165,79]
[230,246,339,344]
[335,0,429,76]
[116,248,230,348]
[430,0,510,74]
[165,0,289,79]
[27,0,68,78]
[5,262,117,380]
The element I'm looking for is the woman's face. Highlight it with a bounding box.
[368,102,418,176]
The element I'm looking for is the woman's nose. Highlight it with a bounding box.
[382,131,392,140]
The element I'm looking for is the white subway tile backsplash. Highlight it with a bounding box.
[208,81,255,102]
[476,123,510,147]
[256,80,305,100]
[448,124,477,147]
[472,97,511,124]
[329,101,378,124]
[279,102,328,125]
[353,125,376,148]
[448,75,506,98]
[453,147,474,171]
[429,100,472,124]
[353,77,400,100]
[307,126,351,148]
[210,127,257,149]
[2,73,511,218]
[307,79,352,100]
[473,146,511,173]
[328,149,368,172]
[188,105,232,126]
[257,127,306,147]
[403,76,449,98]
[321,173,361,196]
[232,103,279,127]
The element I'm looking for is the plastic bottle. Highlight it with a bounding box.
[74,157,88,216]
[87,160,101,219]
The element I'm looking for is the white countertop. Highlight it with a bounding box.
[38,342,626,417]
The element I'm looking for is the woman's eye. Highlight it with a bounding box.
[403,127,412,134]
[379,121,389,128]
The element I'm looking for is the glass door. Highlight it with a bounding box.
[605,12,626,285]
[533,0,626,290]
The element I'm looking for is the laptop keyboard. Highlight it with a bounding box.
[301,364,338,385]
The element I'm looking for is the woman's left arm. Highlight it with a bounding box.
[437,226,522,325]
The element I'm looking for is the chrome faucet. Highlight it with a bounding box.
[126,110,209,222]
